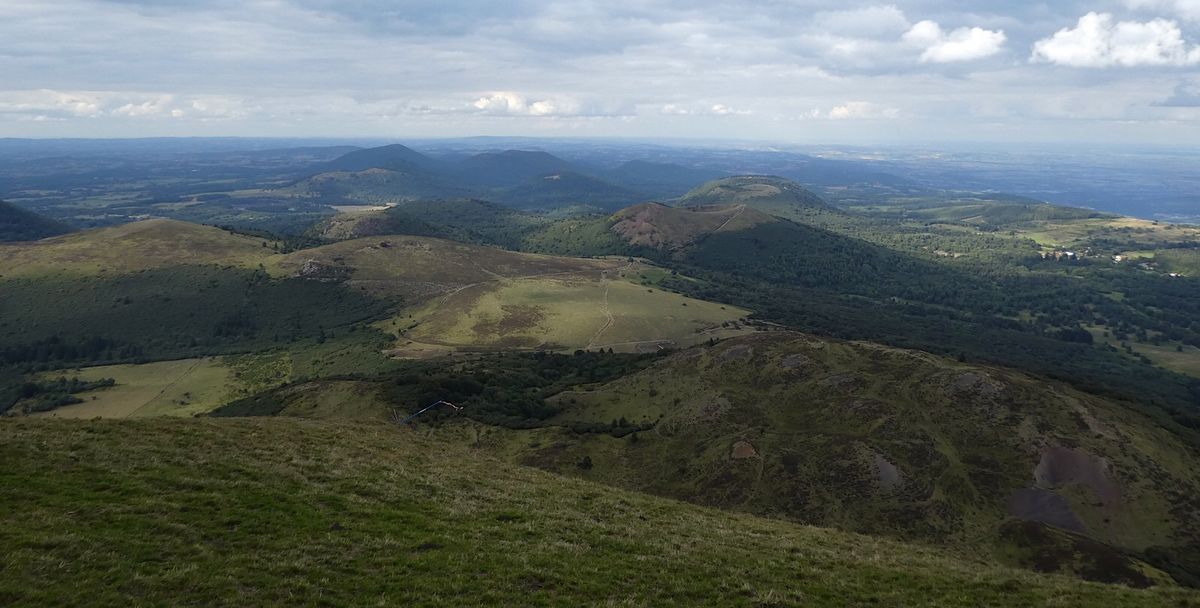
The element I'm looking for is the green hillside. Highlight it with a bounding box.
[0,200,71,242]
[283,167,462,204]
[0,218,273,278]
[453,150,575,188]
[496,171,640,210]
[470,332,1200,585]
[610,202,776,249]
[679,176,833,221]
[2,417,1194,606]
[272,233,622,298]
[318,143,438,173]
[221,330,1200,586]
[312,199,543,247]
[600,160,725,199]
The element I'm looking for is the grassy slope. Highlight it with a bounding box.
[394,273,749,352]
[13,330,404,419]
[473,332,1200,580]
[610,202,775,249]
[2,418,1194,607]
[30,358,234,419]
[272,234,622,298]
[0,218,273,278]
[677,176,837,227]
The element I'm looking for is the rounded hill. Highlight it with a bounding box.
[679,176,832,217]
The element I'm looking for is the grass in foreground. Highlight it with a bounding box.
[2,418,1196,607]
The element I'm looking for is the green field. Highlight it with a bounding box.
[32,358,235,419]
[2,417,1193,607]
[271,234,621,297]
[1089,326,1200,378]
[1156,249,1200,276]
[388,270,750,353]
[1021,217,1200,250]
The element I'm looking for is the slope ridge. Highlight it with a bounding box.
[318,143,438,173]
[610,202,776,249]
[679,175,832,216]
[0,218,272,277]
[1,417,1190,606]
[508,331,1200,585]
[0,200,71,242]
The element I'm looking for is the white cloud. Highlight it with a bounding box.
[473,92,529,114]
[1125,0,1200,22]
[811,5,911,37]
[710,104,752,116]
[903,20,1007,63]
[827,101,899,119]
[1032,12,1200,67]
[472,91,629,117]
[112,95,175,117]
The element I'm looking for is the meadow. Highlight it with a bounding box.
[390,271,749,353]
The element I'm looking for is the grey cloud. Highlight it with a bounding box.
[0,0,1197,141]
[1155,81,1200,106]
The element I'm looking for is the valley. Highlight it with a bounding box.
[2,139,1199,601]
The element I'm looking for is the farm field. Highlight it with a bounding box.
[1019,217,1200,250]
[1155,249,1200,276]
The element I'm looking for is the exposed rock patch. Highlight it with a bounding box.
[297,259,352,282]
[948,372,1004,398]
[731,441,757,460]
[1034,447,1120,506]
[820,372,864,392]
[1007,488,1087,533]
[873,453,903,491]
[780,353,813,371]
[715,344,754,364]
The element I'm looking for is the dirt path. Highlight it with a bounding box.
[126,358,207,418]
[713,205,747,233]
[584,271,617,350]
[584,262,635,350]
[435,269,599,307]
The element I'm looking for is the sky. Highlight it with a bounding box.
[2,0,1200,144]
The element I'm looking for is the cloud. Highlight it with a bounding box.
[709,104,752,116]
[112,95,176,117]
[811,5,911,38]
[1125,0,1200,22]
[0,2,1197,141]
[1032,12,1200,67]
[827,101,899,119]
[1154,80,1200,106]
[803,9,1006,69]
[472,91,630,117]
[903,20,1007,63]
[472,92,530,114]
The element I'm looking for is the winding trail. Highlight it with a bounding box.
[127,358,208,418]
[584,261,636,350]
[713,204,747,233]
